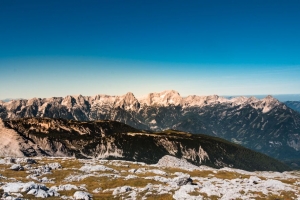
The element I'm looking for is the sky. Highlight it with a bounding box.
[1,0,300,99]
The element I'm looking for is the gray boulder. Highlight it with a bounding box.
[173,175,193,186]
[73,191,92,200]
[10,164,24,171]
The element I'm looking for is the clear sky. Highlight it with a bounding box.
[1,0,300,99]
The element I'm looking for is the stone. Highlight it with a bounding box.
[10,164,24,171]
[112,186,132,195]
[173,175,193,186]
[73,191,92,200]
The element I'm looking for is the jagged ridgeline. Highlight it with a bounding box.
[0,117,290,172]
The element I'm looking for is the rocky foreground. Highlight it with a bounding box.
[0,156,299,200]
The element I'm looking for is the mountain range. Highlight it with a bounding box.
[1,90,300,168]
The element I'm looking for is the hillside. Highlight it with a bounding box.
[1,117,290,172]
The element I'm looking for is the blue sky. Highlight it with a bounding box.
[1,0,300,99]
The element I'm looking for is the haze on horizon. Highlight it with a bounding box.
[1,0,300,100]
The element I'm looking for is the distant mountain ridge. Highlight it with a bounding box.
[285,101,300,113]
[225,94,300,102]
[0,98,23,103]
[0,90,285,115]
[1,90,300,168]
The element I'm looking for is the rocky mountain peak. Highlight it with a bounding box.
[228,95,282,112]
[92,94,116,105]
[205,95,227,103]
[161,90,182,105]
[163,89,180,95]
[61,95,77,108]
[259,95,281,113]
[60,94,87,107]
[115,92,140,110]
[263,95,278,102]
[75,94,88,106]
[247,96,258,102]
[45,97,63,104]
[182,94,227,107]
[27,98,42,106]
[230,96,249,105]
[139,90,182,106]
[4,99,27,112]
[123,92,136,99]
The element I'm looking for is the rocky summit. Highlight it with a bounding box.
[1,90,300,168]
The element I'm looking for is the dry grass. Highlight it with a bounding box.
[39,158,83,169]
[38,159,84,187]
[43,169,80,187]
[250,191,297,200]
[91,193,117,199]
[198,193,219,200]
[188,190,202,196]
[214,171,250,180]
[0,167,29,180]
[96,176,162,190]
[162,167,208,176]
[162,167,251,180]
[268,191,297,200]
[146,193,173,200]
[275,178,297,185]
